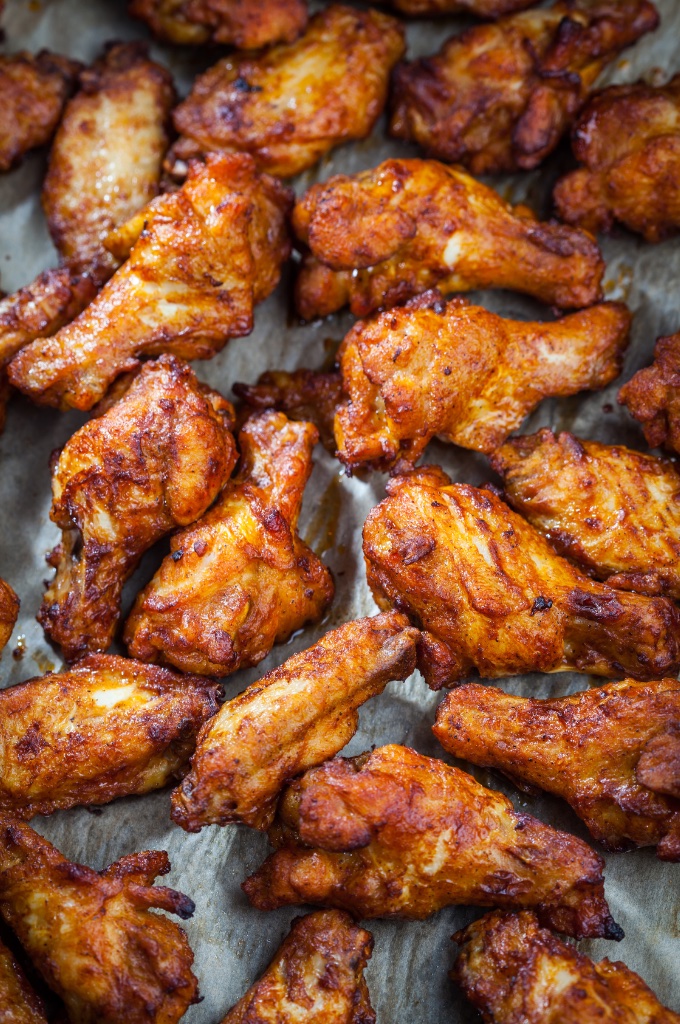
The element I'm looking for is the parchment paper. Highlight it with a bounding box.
[1,1,679,1019]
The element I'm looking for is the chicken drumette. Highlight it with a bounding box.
[0,937,47,1024]
[619,331,680,456]
[129,0,308,48]
[0,580,19,657]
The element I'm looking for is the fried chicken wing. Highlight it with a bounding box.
[244,745,621,939]
[362,468,680,690]
[0,937,47,1024]
[492,430,680,598]
[234,369,342,453]
[453,910,680,1024]
[171,612,418,832]
[130,0,308,47]
[0,50,80,173]
[619,331,680,455]
[377,0,535,15]
[125,410,334,677]
[0,817,198,1024]
[389,0,659,175]
[434,679,680,860]
[292,159,604,319]
[0,580,19,657]
[39,355,236,661]
[166,6,405,180]
[9,153,292,412]
[554,74,680,242]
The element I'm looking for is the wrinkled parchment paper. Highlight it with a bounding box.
[1,0,679,1019]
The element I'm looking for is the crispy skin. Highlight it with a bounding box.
[453,910,680,1024]
[244,745,621,939]
[233,369,342,452]
[39,356,237,661]
[125,411,334,677]
[0,937,47,1024]
[0,580,19,656]
[171,612,418,832]
[167,6,405,180]
[434,680,680,860]
[292,159,604,319]
[0,50,80,172]
[554,74,680,242]
[492,430,680,598]
[0,817,198,1024]
[9,153,293,412]
[619,331,680,455]
[130,0,308,47]
[362,468,680,690]
[389,0,659,175]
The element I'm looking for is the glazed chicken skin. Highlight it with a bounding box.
[171,612,418,832]
[0,937,47,1024]
[130,0,308,47]
[492,430,680,598]
[234,369,343,453]
[363,468,680,690]
[40,356,237,661]
[554,74,680,243]
[9,153,292,412]
[0,817,198,1024]
[292,159,604,320]
[244,745,621,939]
[453,911,680,1024]
[0,579,19,656]
[0,653,220,820]
[125,410,334,677]
[221,911,374,1024]
[619,331,680,455]
[434,679,680,860]
[0,50,80,172]
[389,0,659,175]
[166,5,405,180]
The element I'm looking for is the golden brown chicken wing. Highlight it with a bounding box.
[171,612,418,832]
[0,580,19,657]
[492,430,680,598]
[434,679,680,860]
[9,153,292,412]
[125,410,334,676]
[234,369,343,452]
[39,356,236,661]
[0,817,198,1024]
[0,50,80,173]
[389,0,659,175]
[166,6,405,181]
[130,0,308,47]
[363,468,680,690]
[453,910,680,1024]
[0,937,47,1024]
[244,744,621,939]
[292,159,604,319]
[619,331,680,455]
[554,74,680,242]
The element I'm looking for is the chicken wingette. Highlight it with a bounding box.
[0,580,19,657]
[619,331,680,456]
[129,0,308,48]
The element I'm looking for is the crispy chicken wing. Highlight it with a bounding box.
[221,911,374,1024]
[292,159,604,319]
[39,356,237,661]
[453,910,680,1024]
[554,74,680,242]
[434,679,680,860]
[9,153,292,412]
[125,410,334,676]
[234,369,342,452]
[492,430,680,598]
[619,331,680,455]
[171,612,418,832]
[389,0,659,175]
[130,0,308,47]
[0,817,198,1024]
[0,937,47,1024]
[0,580,19,657]
[363,468,680,690]
[166,6,405,180]
[244,744,621,939]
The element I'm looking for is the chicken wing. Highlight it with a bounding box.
[243,744,621,939]
[233,369,342,453]
[492,430,680,598]
[389,0,659,175]
[363,468,680,690]
[619,331,680,455]
[377,0,535,15]
[171,612,418,832]
[166,5,405,181]
[9,153,292,411]
[0,937,47,1024]
[39,355,236,661]
[0,50,80,172]
[453,910,680,1024]
[221,911,374,1024]
[125,410,334,676]
[434,679,680,860]
[129,0,308,47]
[292,159,604,319]
[0,580,19,657]
[554,74,680,243]
[0,817,198,1024]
